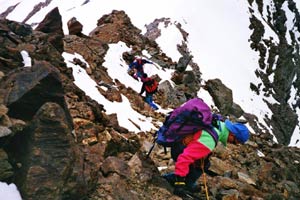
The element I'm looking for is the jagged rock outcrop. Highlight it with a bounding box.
[0,3,20,19]
[22,0,53,24]
[89,10,176,70]
[0,21,31,73]
[15,102,79,199]
[0,61,65,121]
[67,17,83,36]
[0,12,108,199]
[90,10,143,46]
[205,78,244,117]
[156,80,187,109]
[63,35,109,81]
[248,0,300,145]
[35,7,64,53]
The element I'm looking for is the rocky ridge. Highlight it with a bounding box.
[248,0,300,145]
[0,3,299,200]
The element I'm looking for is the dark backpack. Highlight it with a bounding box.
[146,98,221,157]
[144,78,158,94]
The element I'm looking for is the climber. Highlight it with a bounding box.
[128,57,153,81]
[139,73,159,110]
[162,119,250,198]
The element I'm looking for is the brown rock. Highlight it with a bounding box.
[209,157,234,175]
[0,126,12,137]
[97,86,122,102]
[205,78,243,117]
[0,61,64,121]
[67,17,83,35]
[35,7,64,53]
[0,71,4,80]
[90,10,144,47]
[20,102,86,199]
[100,156,130,177]
[257,162,274,182]
[0,149,13,180]
[218,177,238,189]
[0,104,8,117]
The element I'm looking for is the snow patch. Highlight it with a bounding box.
[0,182,22,200]
[20,50,32,67]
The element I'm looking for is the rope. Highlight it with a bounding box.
[201,158,210,200]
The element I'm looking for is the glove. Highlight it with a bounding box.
[127,68,135,76]
[173,176,188,197]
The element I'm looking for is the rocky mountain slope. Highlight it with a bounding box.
[248,0,300,145]
[0,1,300,199]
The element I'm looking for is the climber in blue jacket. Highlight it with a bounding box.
[128,58,153,81]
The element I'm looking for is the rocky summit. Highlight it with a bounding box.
[0,1,300,200]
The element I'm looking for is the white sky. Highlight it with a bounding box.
[1,0,300,198]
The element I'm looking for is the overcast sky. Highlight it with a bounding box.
[1,0,300,198]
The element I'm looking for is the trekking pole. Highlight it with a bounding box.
[146,134,158,158]
[146,142,155,158]
[152,62,161,70]
[201,158,210,200]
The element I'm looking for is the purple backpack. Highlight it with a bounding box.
[155,98,219,147]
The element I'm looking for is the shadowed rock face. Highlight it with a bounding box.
[0,2,300,200]
[0,20,32,73]
[205,78,244,117]
[18,102,75,199]
[1,61,64,121]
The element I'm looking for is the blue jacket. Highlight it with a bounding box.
[129,59,152,72]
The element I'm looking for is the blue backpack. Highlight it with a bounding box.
[147,98,221,157]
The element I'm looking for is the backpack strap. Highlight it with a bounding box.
[205,114,224,146]
[204,127,219,147]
